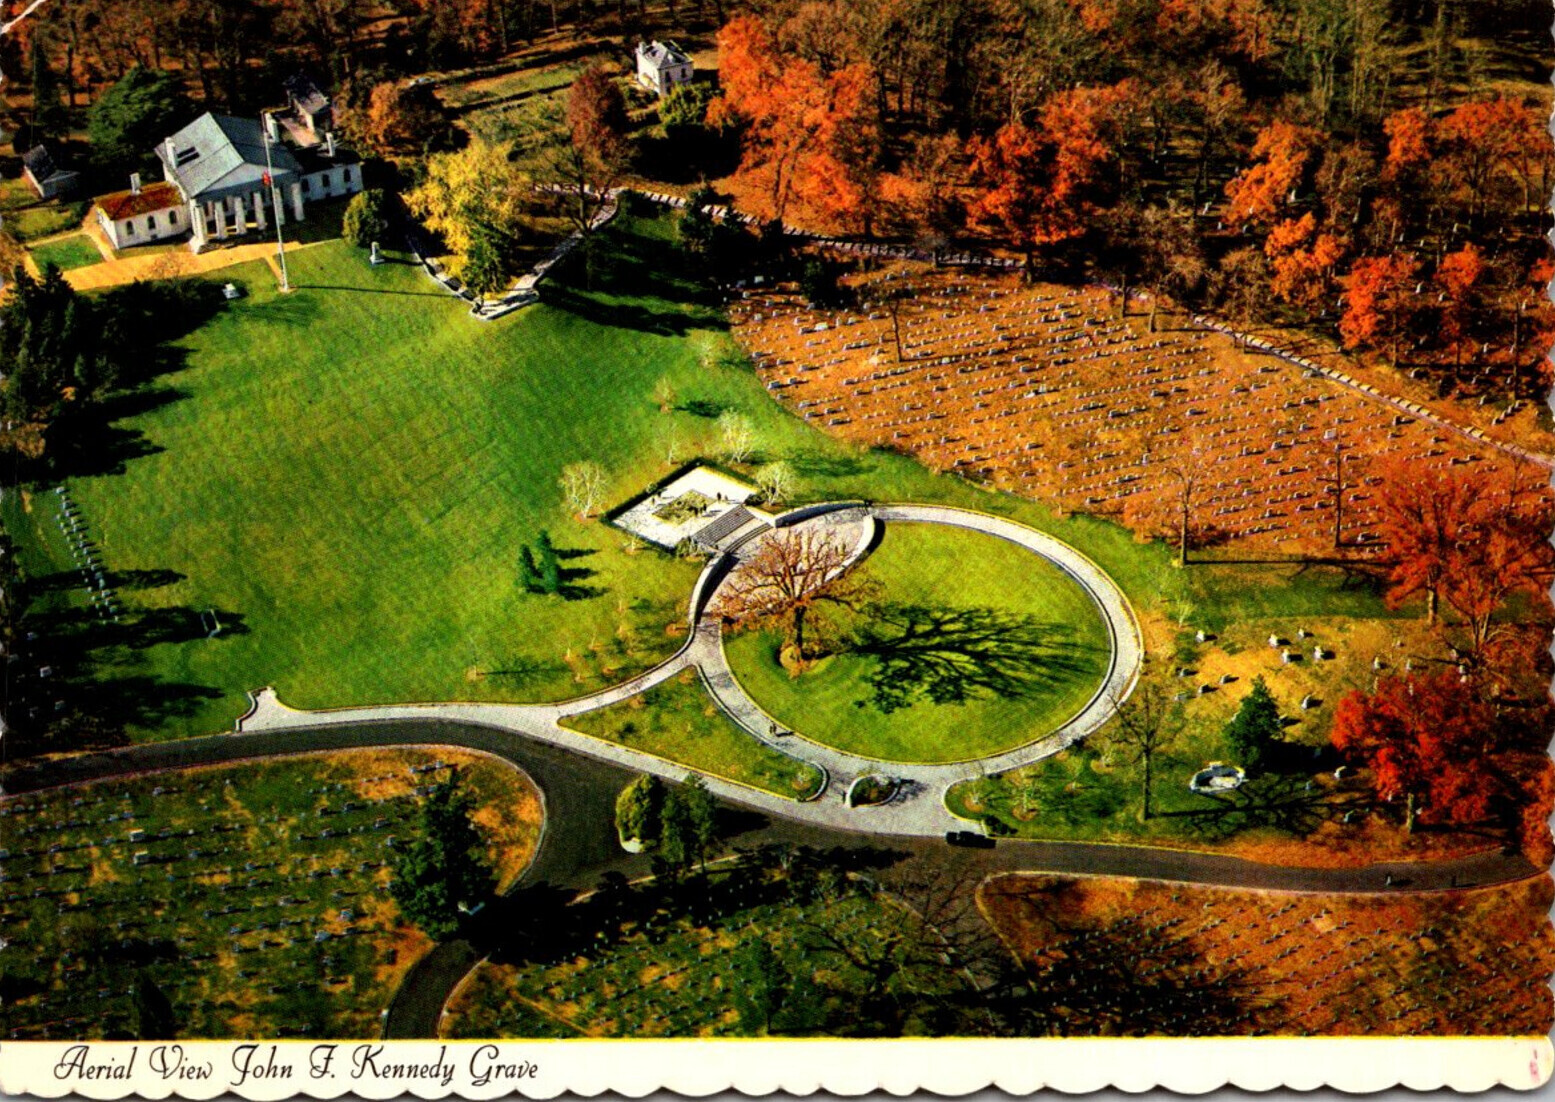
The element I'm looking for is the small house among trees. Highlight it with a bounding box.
[635,41,694,97]
[21,144,78,200]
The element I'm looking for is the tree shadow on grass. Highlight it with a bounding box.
[846,603,1105,714]
[7,602,245,758]
[1163,772,1364,840]
[543,283,712,338]
[46,386,189,479]
[554,542,605,601]
[676,398,727,418]
[790,451,873,480]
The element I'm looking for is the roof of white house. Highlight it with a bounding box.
[160,113,300,203]
[636,40,691,70]
[95,180,182,221]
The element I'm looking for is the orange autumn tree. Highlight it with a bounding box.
[1338,252,1418,365]
[1380,106,1431,183]
[1437,97,1545,224]
[1371,455,1554,657]
[967,82,1130,270]
[711,15,881,233]
[1223,119,1319,226]
[1264,212,1345,310]
[1330,671,1502,833]
[1433,244,1485,365]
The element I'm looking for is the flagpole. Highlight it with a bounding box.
[263,109,291,293]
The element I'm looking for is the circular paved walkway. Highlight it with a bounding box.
[221,503,1141,836]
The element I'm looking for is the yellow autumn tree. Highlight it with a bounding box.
[406,137,534,279]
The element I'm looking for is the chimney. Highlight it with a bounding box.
[325,131,335,158]
[129,172,141,196]
[163,137,176,166]
[263,111,279,142]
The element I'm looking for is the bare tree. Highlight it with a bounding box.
[713,529,876,660]
[559,460,607,519]
[656,421,684,467]
[652,375,678,413]
[717,411,757,463]
[1101,681,1183,821]
[755,460,797,506]
[1163,461,1200,566]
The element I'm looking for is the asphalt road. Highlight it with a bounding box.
[2,719,1540,1038]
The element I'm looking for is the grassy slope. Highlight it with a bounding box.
[3,212,1406,748]
[561,671,824,798]
[724,522,1112,763]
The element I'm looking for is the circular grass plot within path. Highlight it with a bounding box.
[723,521,1113,764]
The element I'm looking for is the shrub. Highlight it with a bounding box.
[342,188,392,248]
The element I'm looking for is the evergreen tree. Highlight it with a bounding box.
[614,774,663,844]
[517,545,541,593]
[389,774,496,939]
[657,786,693,875]
[87,67,192,176]
[681,774,718,871]
[1222,677,1283,774]
[536,530,562,595]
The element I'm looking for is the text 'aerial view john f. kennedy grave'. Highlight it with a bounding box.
[0,0,1551,1092]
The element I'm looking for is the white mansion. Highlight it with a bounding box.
[93,106,363,253]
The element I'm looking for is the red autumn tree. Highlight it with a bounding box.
[1265,213,1345,310]
[566,65,630,169]
[711,15,881,233]
[1223,119,1319,226]
[1380,106,1431,184]
[1371,456,1554,656]
[1339,252,1418,365]
[1330,671,1501,831]
[1437,97,1542,224]
[967,82,1128,269]
[1433,243,1485,364]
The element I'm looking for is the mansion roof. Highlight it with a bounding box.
[160,113,300,203]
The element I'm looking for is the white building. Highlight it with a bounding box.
[93,177,185,250]
[635,41,693,97]
[157,112,363,252]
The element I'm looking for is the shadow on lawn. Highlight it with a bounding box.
[6,601,245,759]
[478,843,908,972]
[543,283,713,338]
[847,603,1104,714]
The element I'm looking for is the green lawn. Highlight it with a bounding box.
[2,209,1405,749]
[8,200,87,242]
[562,672,824,799]
[724,522,1112,763]
[30,233,102,271]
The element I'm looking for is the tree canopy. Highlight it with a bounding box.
[389,774,497,940]
[87,66,193,177]
[1220,677,1282,774]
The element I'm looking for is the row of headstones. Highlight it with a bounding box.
[53,487,120,622]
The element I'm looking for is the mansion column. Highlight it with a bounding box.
[188,199,208,250]
[213,198,229,240]
[254,190,267,231]
[230,194,247,235]
[289,180,305,222]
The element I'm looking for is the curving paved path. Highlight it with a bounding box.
[3,716,1539,1038]
[221,502,1143,836]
